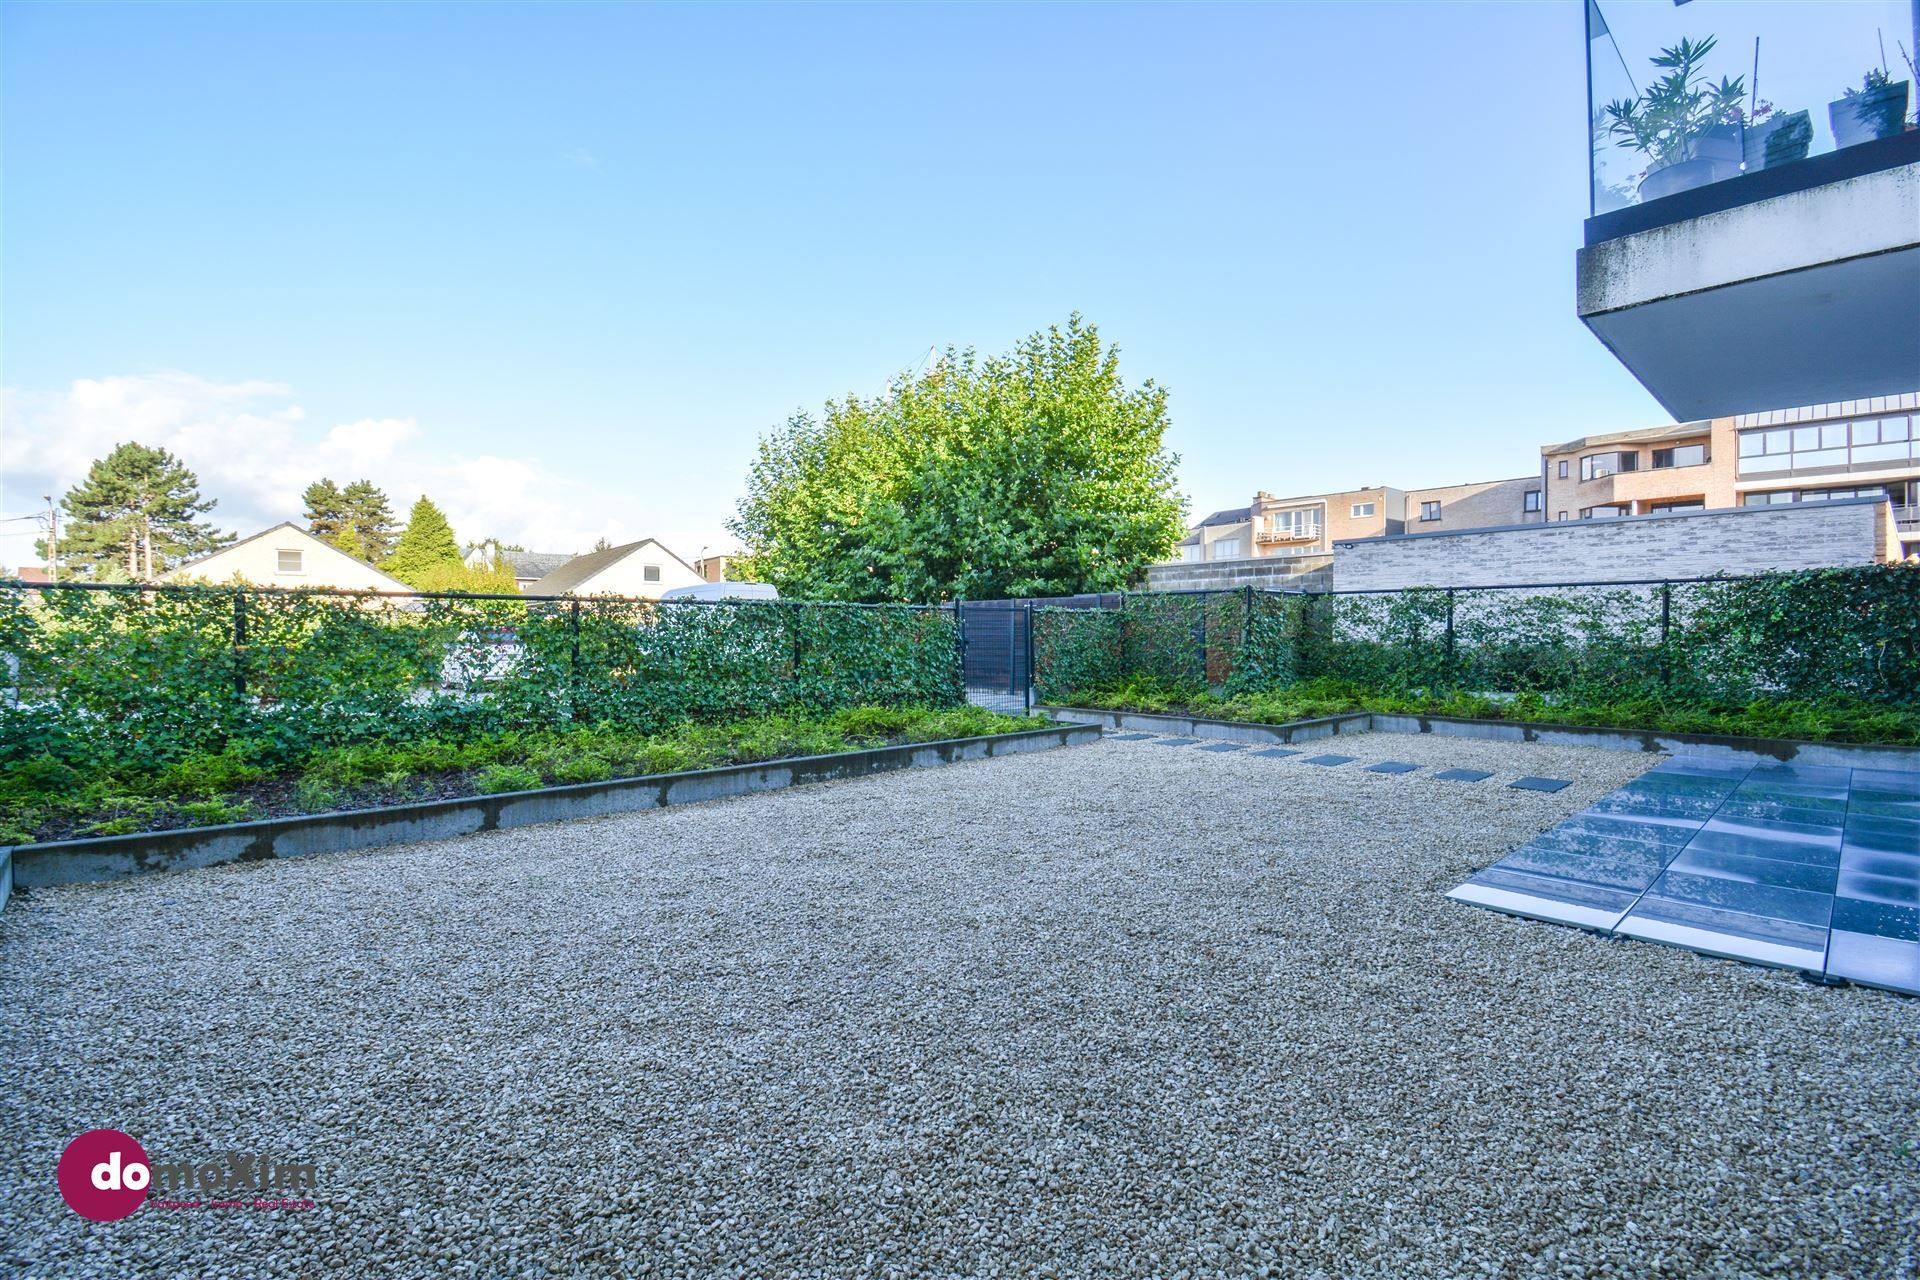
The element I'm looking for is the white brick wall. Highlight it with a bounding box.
[1332,500,1886,590]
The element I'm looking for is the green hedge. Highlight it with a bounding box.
[1034,566,1920,709]
[0,585,963,773]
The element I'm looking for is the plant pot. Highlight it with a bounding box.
[1829,81,1910,148]
[1743,110,1813,170]
[1637,125,1744,201]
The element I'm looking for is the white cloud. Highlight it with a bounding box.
[0,372,730,569]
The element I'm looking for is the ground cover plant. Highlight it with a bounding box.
[1052,673,1920,747]
[0,704,1042,845]
[1033,566,1920,746]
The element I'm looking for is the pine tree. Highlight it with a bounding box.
[340,480,399,561]
[46,442,233,581]
[385,496,464,586]
[303,478,350,543]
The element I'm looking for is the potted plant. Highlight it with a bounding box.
[1604,36,1747,202]
[1741,100,1813,171]
[1830,69,1911,147]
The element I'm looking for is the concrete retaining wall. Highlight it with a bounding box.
[7,725,1101,893]
[1331,498,1888,590]
[1042,706,1371,744]
[1144,557,1332,593]
[1045,705,1919,770]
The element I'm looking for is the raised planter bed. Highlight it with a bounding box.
[5,723,1100,895]
[1039,706,1920,770]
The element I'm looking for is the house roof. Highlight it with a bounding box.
[1198,506,1251,528]
[528,538,698,595]
[1544,421,1711,455]
[503,551,574,579]
[1177,506,1252,548]
[170,522,413,590]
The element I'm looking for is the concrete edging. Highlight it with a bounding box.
[7,724,1102,893]
[1042,705,1919,770]
[1041,706,1372,744]
[1372,713,1920,769]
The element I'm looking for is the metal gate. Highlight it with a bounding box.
[959,600,1031,712]
[958,593,1122,712]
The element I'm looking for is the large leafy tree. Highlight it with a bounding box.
[42,442,233,581]
[341,480,399,561]
[730,315,1186,601]
[384,495,464,586]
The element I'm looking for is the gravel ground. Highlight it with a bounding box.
[3,732,1917,1279]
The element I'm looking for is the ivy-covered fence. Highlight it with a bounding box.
[1033,566,1920,708]
[0,584,963,773]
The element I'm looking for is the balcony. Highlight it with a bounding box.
[1577,0,1920,420]
[1256,524,1320,545]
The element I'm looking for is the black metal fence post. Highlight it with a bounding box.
[231,588,248,703]
[1660,581,1673,690]
[1023,602,1034,710]
[568,599,582,721]
[954,597,967,699]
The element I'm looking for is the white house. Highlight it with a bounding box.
[526,539,704,598]
[169,523,412,591]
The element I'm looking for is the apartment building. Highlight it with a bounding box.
[1542,393,1919,556]
[1173,478,1544,567]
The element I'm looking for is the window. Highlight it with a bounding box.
[1579,505,1628,519]
[1180,544,1203,562]
[1648,500,1704,513]
[1556,511,1569,521]
[276,549,303,574]
[643,564,661,583]
[1350,502,1375,518]
[1651,444,1707,469]
[1579,451,1638,481]
[1271,510,1315,537]
[1419,501,1441,521]
[1523,491,1542,513]
[1211,538,1242,559]
[1556,460,1569,479]
[1737,413,1915,476]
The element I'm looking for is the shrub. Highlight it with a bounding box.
[475,764,542,794]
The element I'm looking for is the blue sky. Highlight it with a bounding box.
[0,0,1799,564]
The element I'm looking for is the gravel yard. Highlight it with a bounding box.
[3,731,1917,1279]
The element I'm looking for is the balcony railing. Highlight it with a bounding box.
[1256,525,1320,544]
[1896,504,1920,532]
[1588,0,1919,217]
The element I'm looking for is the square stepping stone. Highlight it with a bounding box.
[1301,754,1356,767]
[1510,776,1573,793]
[1365,761,1420,775]
[1150,738,1198,747]
[1433,768,1493,782]
[1250,747,1302,759]
[1104,732,1154,741]
[1195,742,1247,753]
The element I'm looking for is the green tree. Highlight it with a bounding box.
[302,478,350,543]
[341,480,399,561]
[729,315,1186,601]
[384,496,465,586]
[404,559,520,594]
[42,442,232,581]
